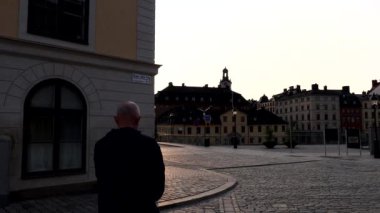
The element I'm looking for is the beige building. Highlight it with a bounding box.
[269,84,341,144]
[156,107,287,146]
[0,0,158,203]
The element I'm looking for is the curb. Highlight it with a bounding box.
[158,170,237,210]
[159,142,185,148]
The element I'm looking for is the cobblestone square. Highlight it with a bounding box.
[2,144,380,213]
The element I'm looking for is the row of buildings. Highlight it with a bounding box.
[155,69,380,147]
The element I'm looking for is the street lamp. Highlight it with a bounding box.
[198,107,212,147]
[169,113,174,142]
[372,99,380,158]
[233,110,238,149]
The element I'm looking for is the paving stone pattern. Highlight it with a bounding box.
[2,144,380,213]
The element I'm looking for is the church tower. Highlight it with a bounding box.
[219,67,232,89]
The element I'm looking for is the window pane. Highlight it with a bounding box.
[60,115,82,141]
[27,143,53,172]
[30,115,54,142]
[59,114,83,170]
[61,86,83,109]
[30,85,55,108]
[28,0,88,44]
[59,143,82,169]
[28,0,58,36]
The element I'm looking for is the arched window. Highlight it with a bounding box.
[23,79,86,178]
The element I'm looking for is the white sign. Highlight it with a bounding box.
[132,73,151,85]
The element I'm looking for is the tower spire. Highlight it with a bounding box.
[219,67,232,89]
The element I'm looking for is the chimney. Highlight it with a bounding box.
[182,83,185,87]
[169,82,173,87]
[324,86,327,91]
[296,85,301,92]
[342,86,350,93]
[204,84,208,88]
[372,80,379,88]
[311,84,319,91]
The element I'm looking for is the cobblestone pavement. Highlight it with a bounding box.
[161,144,380,213]
[0,144,235,213]
[2,144,380,213]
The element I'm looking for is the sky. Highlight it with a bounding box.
[154,0,380,100]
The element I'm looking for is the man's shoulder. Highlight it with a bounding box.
[95,130,116,148]
[139,133,155,142]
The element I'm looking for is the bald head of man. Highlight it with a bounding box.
[114,101,141,129]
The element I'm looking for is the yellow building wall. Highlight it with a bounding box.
[0,0,19,38]
[95,0,138,60]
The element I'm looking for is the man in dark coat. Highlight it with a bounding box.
[94,101,165,212]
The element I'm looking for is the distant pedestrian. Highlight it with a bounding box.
[94,101,165,212]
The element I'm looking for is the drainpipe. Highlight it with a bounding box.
[0,135,12,207]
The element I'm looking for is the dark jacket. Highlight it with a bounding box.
[94,128,165,213]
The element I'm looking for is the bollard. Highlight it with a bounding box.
[0,135,12,207]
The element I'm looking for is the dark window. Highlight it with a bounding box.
[241,126,245,133]
[215,126,219,134]
[28,0,89,44]
[205,126,210,134]
[187,127,192,134]
[223,126,227,133]
[23,79,86,178]
[196,127,201,134]
[223,116,227,122]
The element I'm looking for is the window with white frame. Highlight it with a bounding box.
[27,0,89,44]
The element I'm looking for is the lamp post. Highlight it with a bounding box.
[198,107,212,147]
[372,99,380,158]
[233,110,238,149]
[169,113,174,142]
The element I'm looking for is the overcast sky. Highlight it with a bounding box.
[154,0,380,100]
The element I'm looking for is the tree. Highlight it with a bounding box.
[263,127,277,148]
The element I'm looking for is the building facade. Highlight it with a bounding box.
[260,82,380,146]
[155,68,287,146]
[0,0,158,202]
[156,106,287,146]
